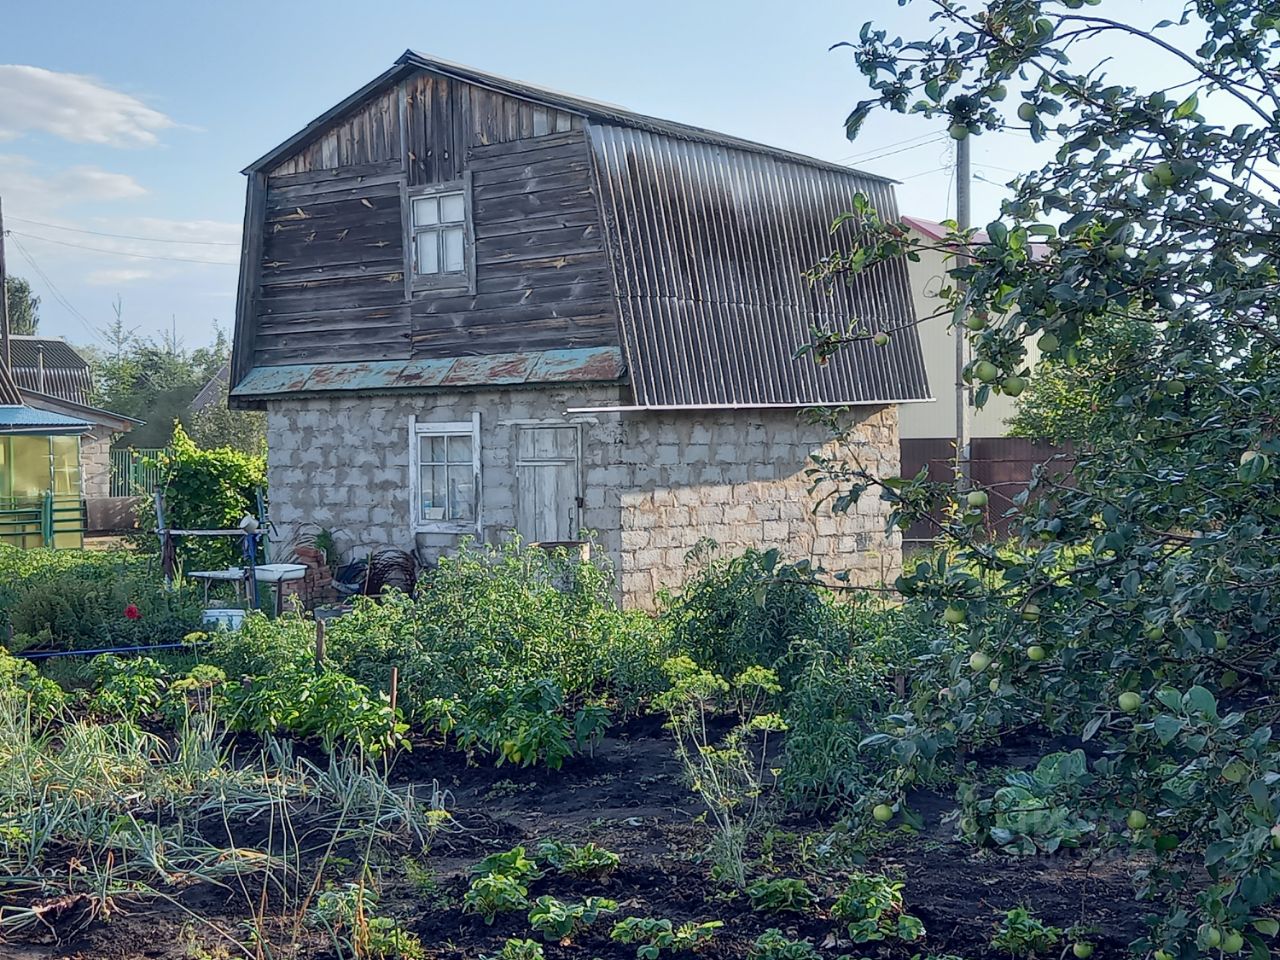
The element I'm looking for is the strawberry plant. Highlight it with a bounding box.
[462,873,530,924]
[482,940,545,960]
[470,845,542,883]
[991,907,1063,958]
[747,929,821,960]
[610,917,723,959]
[533,839,620,878]
[831,873,925,944]
[526,895,617,943]
[745,877,817,915]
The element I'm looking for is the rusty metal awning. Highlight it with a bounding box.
[230,347,626,399]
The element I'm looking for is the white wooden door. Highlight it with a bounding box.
[515,426,581,543]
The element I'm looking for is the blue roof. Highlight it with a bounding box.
[0,405,92,434]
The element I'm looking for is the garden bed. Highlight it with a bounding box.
[8,716,1145,960]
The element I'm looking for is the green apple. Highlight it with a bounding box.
[943,604,967,625]
[1038,332,1060,353]
[1017,101,1038,122]
[965,314,987,331]
[988,677,1001,693]
[1165,378,1186,395]
[974,360,1000,383]
[1222,931,1244,954]
[1021,603,1042,623]
[1199,925,1222,949]
[1143,624,1165,642]
[1215,631,1229,650]
[872,803,894,822]
[1118,691,1143,713]
[969,651,992,672]
[1104,244,1126,261]
[1026,644,1046,662]
[873,332,891,347]
[1153,161,1176,186]
[1002,375,1027,397]
[988,83,1007,101]
[950,123,970,140]
[1073,944,1095,959]
[1127,809,1149,830]
[967,490,989,508]
[1153,950,1174,960]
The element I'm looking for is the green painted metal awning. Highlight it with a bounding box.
[230,347,626,399]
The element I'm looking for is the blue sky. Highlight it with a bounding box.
[0,0,1185,349]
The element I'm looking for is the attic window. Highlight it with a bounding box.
[407,176,473,292]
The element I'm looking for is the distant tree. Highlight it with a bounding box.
[1007,316,1155,445]
[4,276,39,336]
[85,300,233,448]
[185,378,266,458]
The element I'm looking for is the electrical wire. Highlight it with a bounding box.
[8,230,236,266]
[843,134,950,167]
[7,216,239,247]
[837,130,946,164]
[8,234,112,349]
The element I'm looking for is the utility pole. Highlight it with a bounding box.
[954,136,972,494]
[0,195,10,369]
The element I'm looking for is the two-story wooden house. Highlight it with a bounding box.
[230,52,930,607]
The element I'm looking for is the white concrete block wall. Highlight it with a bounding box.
[265,390,900,608]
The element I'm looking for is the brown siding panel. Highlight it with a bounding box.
[254,162,410,367]
[409,131,620,360]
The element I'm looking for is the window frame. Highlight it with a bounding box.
[402,173,475,297]
[408,413,482,535]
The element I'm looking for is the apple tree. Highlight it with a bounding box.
[813,1,1280,955]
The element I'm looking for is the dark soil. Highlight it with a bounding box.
[5,716,1146,960]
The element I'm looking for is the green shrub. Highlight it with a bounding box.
[462,873,531,924]
[534,839,620,877]
[526,895,617,943]
[0,546,202,653]
[660,544,829,679]
[610,917,723,959]
[748,929,821,960]
[991,907,1063,957]
[831,873,925,944]
[139,423,266,570]
[745,877,817,914]
[0,646,65,718]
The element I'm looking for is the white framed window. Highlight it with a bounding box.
[405,175,473,293]
[409,413,481,534]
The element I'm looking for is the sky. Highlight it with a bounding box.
[0,0,1194,350]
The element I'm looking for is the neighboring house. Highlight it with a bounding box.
[229,52,930,607]
[0,338,139,547]
[190,360,231,414]
[895,216,1055,544]
[897,216,1040,441]
[6,336,139,502]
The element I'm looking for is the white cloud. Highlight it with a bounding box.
[85,267,152,286]
[0,153,147,213]
[0,65,174,146]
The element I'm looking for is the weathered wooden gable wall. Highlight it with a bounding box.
[250,70,619,369]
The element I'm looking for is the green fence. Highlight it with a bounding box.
[109,448,166,498]
[0,495,87,548]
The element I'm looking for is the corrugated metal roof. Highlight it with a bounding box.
[245,51,898,183]
[0,405,92,434]
[0,358,20,406]
[231,347,625,399]
[587,124,930,407]
[7,337,93,405]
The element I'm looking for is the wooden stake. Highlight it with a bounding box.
[389,666,399,717]
[314,619,326,672]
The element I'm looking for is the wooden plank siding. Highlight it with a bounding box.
[247,67,615,371]
[409,132,618,358]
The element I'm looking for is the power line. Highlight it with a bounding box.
[837,130,945,164]
[843,133,950,167]
[8,230,236,266]
[8,234,111,349]
[8,216,240,247]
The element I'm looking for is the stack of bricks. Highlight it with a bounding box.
[278,545,337,609]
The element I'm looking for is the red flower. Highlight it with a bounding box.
[123,604,141,620]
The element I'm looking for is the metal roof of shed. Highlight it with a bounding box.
[7,337,94,405]
[0,405,92,434]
